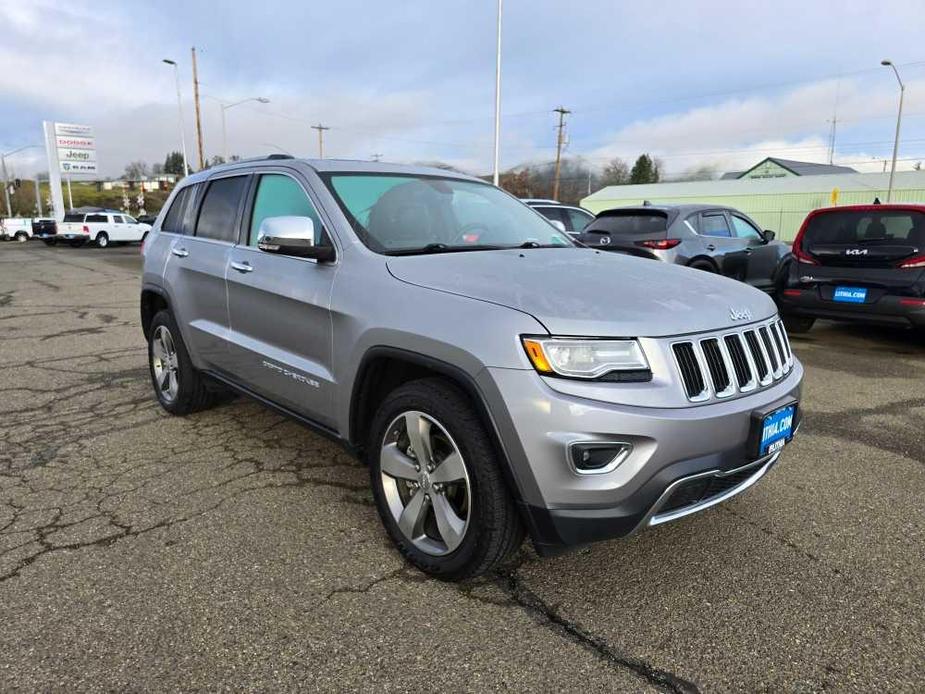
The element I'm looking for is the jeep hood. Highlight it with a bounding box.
[386,248,777,337]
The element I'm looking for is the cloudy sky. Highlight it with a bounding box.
[2,0,925,179]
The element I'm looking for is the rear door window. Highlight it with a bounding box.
[700,213,732,238]
[112,215,125,224]
[535,206,567,226]
[195,176,248,243]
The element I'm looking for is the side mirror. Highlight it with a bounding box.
[257,216,335,262]
[549,219,566,233]
[763,229,776,242]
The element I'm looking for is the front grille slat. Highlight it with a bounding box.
[672,342,706,400]
[701,338,731,395]
[758,326,780,374]
[724,334,753,388]
[744,330,769,382]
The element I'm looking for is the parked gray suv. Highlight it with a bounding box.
[141,157,803,580]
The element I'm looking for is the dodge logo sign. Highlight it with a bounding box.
[729,307,752,322]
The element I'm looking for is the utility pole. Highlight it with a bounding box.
[1,154,10,217]
[311,124,330,159]
[881,59,905,202]
[826,116,838,165]
[191,46,205,170]
[552,106,571,201]
[371,153,383,162]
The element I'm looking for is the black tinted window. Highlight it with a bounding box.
[86,214,108,223]
[585,211,667,234]
[701,213,732,237]
[162,187,191,234]
[803,210,925,247]
[112,215,124,224]
[195,177,247,242]
[63,214,83,223]
[536,206,566,224]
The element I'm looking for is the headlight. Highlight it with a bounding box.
[521,337,650,380]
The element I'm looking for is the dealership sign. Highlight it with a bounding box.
[53,122,96,174]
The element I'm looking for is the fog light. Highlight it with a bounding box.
[569,442,632,474]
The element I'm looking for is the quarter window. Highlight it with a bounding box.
[249,174,324,247]
[701,213,732,238]
[162,187,191,234]
[195,176,248,243]
[731,215,762,240]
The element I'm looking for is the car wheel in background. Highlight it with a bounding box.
[783,315,815,334]
[147,309,220,415]
[95,232,109,248]
[689,260,716,273]
[368,378,524,580]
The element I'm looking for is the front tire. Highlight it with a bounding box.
[95,232,109,248]
[147,309,219,415]
[369,378,524,581]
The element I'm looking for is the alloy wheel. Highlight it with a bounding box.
[380,411,471,556]
[151,325,180,402]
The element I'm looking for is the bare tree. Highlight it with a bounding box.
[123,161,150,181]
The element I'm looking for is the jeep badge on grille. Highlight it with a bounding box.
[729,307,752,322]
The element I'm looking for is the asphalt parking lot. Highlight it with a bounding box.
[0,241,922,692]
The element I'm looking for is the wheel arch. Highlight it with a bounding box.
[140,285,172,341]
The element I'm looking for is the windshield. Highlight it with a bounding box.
[322,173,574,254]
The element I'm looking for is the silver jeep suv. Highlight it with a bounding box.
[141,157,803,580]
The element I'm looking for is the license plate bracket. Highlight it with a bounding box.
[749,401,798,457]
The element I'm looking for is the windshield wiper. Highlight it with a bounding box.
[384,243,506,256]
[512,241,569,249]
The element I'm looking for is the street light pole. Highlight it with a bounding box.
[220,97,270,161]
[881,59,905,203]
[492,0,503,187]
[162,59,190,176]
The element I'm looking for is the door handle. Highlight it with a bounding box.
[706,244,716,251]
[171,247,189,257]
[230,260,254,273]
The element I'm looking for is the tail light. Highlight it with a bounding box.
[82,225,90,234]
[790,220,817,265]
[898,255,925,269]
[783,289,803,297]
[899,298,925,307]
[636,239,682,250]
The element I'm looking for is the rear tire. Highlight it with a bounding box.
[14,232,28,243]
[783,315,815,334]
[95,232,109,248]
[689,260,716,273]
[147,309,220,415]
[368,378,524,581]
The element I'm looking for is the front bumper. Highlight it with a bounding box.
[479,363,802,553]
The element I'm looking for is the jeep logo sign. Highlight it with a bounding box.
[729,307,752,322]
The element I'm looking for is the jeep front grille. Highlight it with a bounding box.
[671,319,793,402]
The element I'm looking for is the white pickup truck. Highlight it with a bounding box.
[46,210,152,248]
[0,218,34,242]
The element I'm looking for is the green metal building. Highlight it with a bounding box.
[580,170,925,241]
